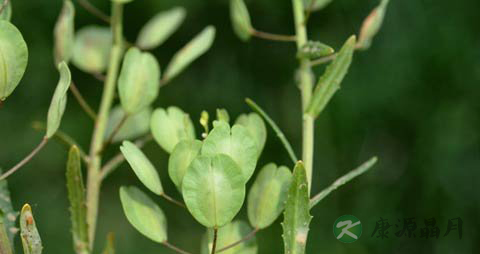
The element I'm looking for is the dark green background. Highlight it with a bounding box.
[1,0,479,253]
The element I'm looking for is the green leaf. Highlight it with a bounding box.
[182,154,245,228]
[150,106,196,154]
[119,186,167,243]
[0,20,28,101]
[120,141,163,195]
[306,35,356,118]
[235,113,267,158]
[54,0,75,65]
[101,233,115,254]
[105,106,152,143]
[0,210,13,254]
[297,41,334,59]
[168,140,202,191]
[66,146,89,254]
[118,47,160,114]
[0,168,17,246]
[230,0,253,41]
[72,26,112,73]
[248,163,292,229]
[202,121,258,182]
[0,1,12,21]
[303,0,332,11]
[201,220,257,254]
[163,26,215,83]
[216,108,230,123]
[20,204,43,254]
[46,62,72,138]
[282,162,312,254]
[136,7,186,50]
[357,0,390,50]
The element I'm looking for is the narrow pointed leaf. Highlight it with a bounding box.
[0,20,28,101]
[46,62,72,138]
[66,146,89,254]
[163,26,215,83]
[306,36,356,118]
[54,0,75,65]
[118,47,160,114]
[119,186,167,243]
[248,163,292,229]
[201,221,257,254]
[0,1,11,21]
[136,7,186,50]
[202,121,258,182]
[230,0,253,41]
[235,113,267,158]
[168,140,202,191]
[72,26,112,73]
[357,0,390,50]
[20,204,43,254]
[182,154,245,228]
[0,168,17,246]
[303,0,332,11]
[101,233,115,254]
[105,106,152,143]
[0,211,13,254]
[120,141,163,195]
[150,106,196,153]
[282,162,312,254]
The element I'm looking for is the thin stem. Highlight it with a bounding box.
[304,0,317,24]
[76,0,110,24]
[161,193,186,209]
[310,44,363,67]
[252,29,297,42]
[211,228,218,254]
[101,114,129,152]
[0,138,48,181]
[217,228,259,253]
[86,2,124,249]
[310,156,378,209]
[70,82,97,121]
[245,98,298,164]
[162,241,192,254]
[0,0,9,15]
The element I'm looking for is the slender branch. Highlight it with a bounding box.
[100,114,129,153]
[217,228,259,253]
[310,44,363,67]
[304,0,317,24]
[245,98,298,164]
[161,193,186,209]
[76,0,110,24]
[0,138,48,181]
[70,82,97,121]
[252,29,297,42]
[0,0,9,15]
[211,228,218,254]
[310,156,378,209]
[162,241,192,254]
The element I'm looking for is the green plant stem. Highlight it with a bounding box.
[0,138,48,181]
[76,0,110,24]
[211,228,218,254]
[252,29,297,42]
[216,228,259,253]
[86,2,124,249]
[245,98,298,164]
[162,241,192,254]
[70,82,97,121]
[0,0,8,15]
[161,193,186,209]
[100,114,129,152]
[309,156,378,208]
[292,0,315,195]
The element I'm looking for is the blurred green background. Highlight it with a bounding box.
[1,0,479,253]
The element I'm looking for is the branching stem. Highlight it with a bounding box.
[252,29,297,42]
[0,138,48,181]
[162,241,192,254]
[70,82,97,121]
[211,228,218,254]
[100,114,129,153]
[76,0,110,24]
[216,228,259,253]
[161,193,186,209]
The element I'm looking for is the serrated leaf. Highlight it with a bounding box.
[0,1,12,21]
[303,0,332,11]
[118,47,160,114]
[202,121,258,182]
[306,35,356,118]
[182,154,245,228]
[0,20,28,101]
[216,108,230,123]
[105,106,152,143]
[0,168,17,246]
[136,7,186,50]
[54,0,75,65]
[150,106,196,153]
[20,204,43,254]
[168,140,202,191]
[248,163,292,229]
[119,186,167,243]
[72,26,112,73]
[46,62,72,138]
[201,220,257,254]
[0,210,13,254]
[235,113,266,158]
[230,0,252,41]
[66,146,89,254]
[357,0,390,50]
[282,162,311,254]
[120,141,163,195]
[163,26,215,83]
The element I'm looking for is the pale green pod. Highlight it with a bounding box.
[202,121,258,182]
[163,26,216,83]
[230,0,253,41]
[303,0,332,11]
[20,204,43,254]
[54,0,75,65]
[297,41,334,59]
[0,20,28,101]
[235,113,267,158]
[168,139,202,191]
[150,106,196,154]
[104,106,152,143]
[216,108,230,123]
[118,47,160,114]
[46,62,72,138]
[357,0,390,50]
[182,154,245,228]
[201,221,257,254]
[120,141,163,195]
[136,7,186,50]
[119,186,167,243]
[72,26,112,73]
[248,163,292,229]
[0,1,12,21]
